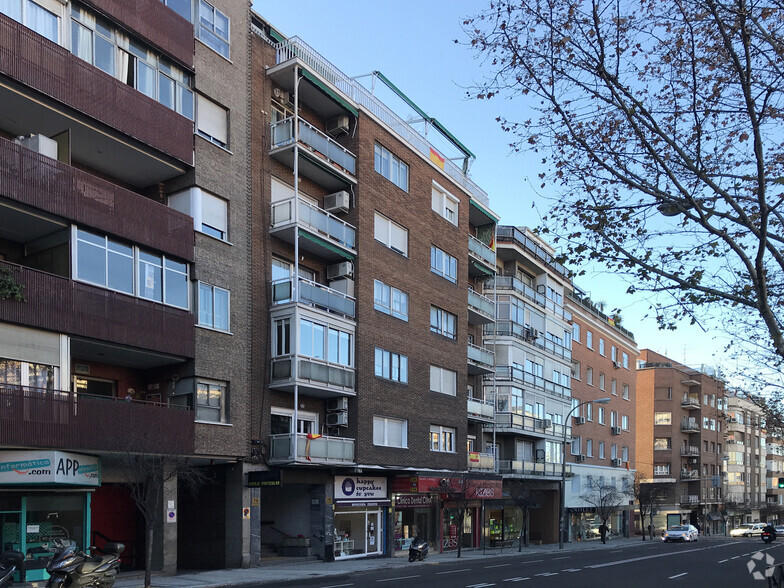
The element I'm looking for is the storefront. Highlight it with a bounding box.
[333,475,387,559]
[393,494,436,552]
[568,507,626,541]
[0,450,100,582]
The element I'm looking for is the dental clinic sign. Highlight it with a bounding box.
[0,450,100,486]
[334,475,387,501]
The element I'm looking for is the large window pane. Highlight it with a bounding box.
[107,241,134,294]
[76,238,106,286]
[71,21,92,62]
[137,61,156,99]
[138,251,162,302]
[95,34,114,75]
[164,258,188,308]
[27,1,58,43]
[214,287,229,330]
[159,72,175,109]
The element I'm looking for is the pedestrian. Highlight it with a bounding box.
[599,523,608,544]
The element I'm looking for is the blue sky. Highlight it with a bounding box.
[252,0,730,369]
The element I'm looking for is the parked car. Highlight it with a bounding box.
[662,524,699,542]
[775,525,784,536]
[730,523,766,537]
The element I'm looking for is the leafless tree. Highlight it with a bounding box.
[506,480,546,551]
[579,475,632,539]
[631,473,670,540]
[439,475,499,558]
[463,1,784,385]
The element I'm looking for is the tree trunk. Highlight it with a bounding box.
[524,508,530,548]
[456,511,463,558]
[145,521,154,588]
[639,509,646,540]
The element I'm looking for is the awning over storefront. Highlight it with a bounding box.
[0,450,100,487]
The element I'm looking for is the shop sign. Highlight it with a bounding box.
[395,494,434,508]
[334,475,387,501]
[247,470,281,487]
[0,450,100,486]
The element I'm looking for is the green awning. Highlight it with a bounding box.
[301,69,358,117]
[470,199,501,223]
[298,229,355,261]
[471,260,495,276]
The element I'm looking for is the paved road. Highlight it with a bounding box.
[257,538,784,587]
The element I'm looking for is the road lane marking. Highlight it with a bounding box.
[669,573,688,579]
[485,564,511,568]
[718,559,729,563]
[517,559,544,565]
[611,550,622,553]
[503,579,530,582]
[436,568,471,575]
[535,572,558,576]
[552,556,570,561]
[585,544,733,569]
[322,584,354,588]
[467,584,496,587]
[562,568,581,572]
[377,576,420,582]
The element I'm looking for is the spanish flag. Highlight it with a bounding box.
[305,433,322,461]
[429,148,445,170]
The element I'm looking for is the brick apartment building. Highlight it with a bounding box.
[0,0,253,576]
[565,287,638,541]
[636,350,726,534]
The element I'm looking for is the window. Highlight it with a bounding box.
[273,318,290,356]
[571,436,582,455]
[599,372,605,391]
[375,348,408,383]
[374,144,408,191]
[299,319,352,366]
[622,446,629,462]
[586,330,593,349]
[598,441,605,459]
[430,365,457,396]
[171,188,230,241]
[374,416,407,448]
[159,0,191,21]
[430,425,456,453]
[431,183,458,225]
[654,464,671,476]
[611,411,617,427]
[599,338,605,355]
[654,437,671,450]
[430,306,457,339]
[622,415,629,430]
[598,407,606,425]
[611,444,618,460]
[586,439,593,457]
[374,212,408,256]
[74,228,188,309]
[197,94,228,148]
[586,403,593,421]
[571,361,581,380]
[196,380,226,423]
[2,0,60,43]
[622,383,630,400]
[586,367,593,386]
[622,352,629,369]
[710,418,716,431]
[654,412,672,425]
[71,6,114,75]
[703,416,709,429]
[573,322,580,342]
[430,246,457,283]
[374,280,409,320]
[546,441,562,463]
[198,0,229,58]
[611,378,617,395]
[611,345,617,362]
[198,283,229,331]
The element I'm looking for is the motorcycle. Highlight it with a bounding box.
[0,550,24,587]
[763,530,776,544]
[408,536,429,562]
[45,541,124,587]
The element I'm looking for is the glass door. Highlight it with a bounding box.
[366,510,380,555]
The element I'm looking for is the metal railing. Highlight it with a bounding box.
[493,365,572,398]
[468,234,496,267]
[498,460,571,477]
[467,452,495,470]
[496,226,567,278]
[269,432,354,464]
[679,495,700,505]
[270,356,355,391]
[681,395,700,408]
[467,288,495,321]
[271,116,356,175]
[681,418,700,431]
[490,412,569,439]
[271,196,356,250]
[272,277,356,319]
[486,321,571,361]
[274,37,491,208]
[467,343,494,369]
[680,470,700,480]
[680,445,701,456]
[467,397,494,420]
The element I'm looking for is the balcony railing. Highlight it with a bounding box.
[486,321,571,361]
[467,343,494,374]
[680,470,700,480]
[268,433,355,465]
[0,385,194,454]
[681,418,700,432]
[270,356,355,395]
[271,197,356,252]
[467,397,494,421]
[467,288,495,324]
[680,495,700,505]
[468,235,496,268]
[681,395,700,409]
[496,226,567,279]
[271,117,356,176]
[498,460,571,478]
[272,277,356,319]
[489,412,568,439]
[493,365,572,398]
[681,445,701,457]
[468,452,495,471]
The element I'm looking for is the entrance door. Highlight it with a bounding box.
[366,510,380,555]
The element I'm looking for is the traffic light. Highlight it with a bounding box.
[778,478,784,489]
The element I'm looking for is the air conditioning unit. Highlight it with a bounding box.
[612,361,620,369]
[328,278,354,298]
[575,416,586,425]
[324,190,350,214]
[612,426,622,435]
[539,418,552,429]
[611,458,623,467]
[327,261,354,280]
[326,115,350,137]
[326,397,348,412]
[576,454,586,463]
[272,87,290,103]
[326,412,348,427]
[17,134,58,159]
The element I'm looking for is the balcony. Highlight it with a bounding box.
[489,412,568,439]
[680,470,700,481]
[468,288,495,325]
[0,263,195,358]
[468,452,495,471]
[272,277,355,319]
[681,445,701,457]
[0,385,194,454]
[493,365,572,398]
[467,397,494,422]
[487,276,572,322]
[496,226,567,279]
[467,343,495,375]
[0,15,193,182]
[270,117,357,191]
[681,418,700,433]
[270,356,355,398]
[486,322,571,362]
[271,197,356,262]
[468,235,496,277]
[268,433,355,465]
[679,495,700,505]
[498,460,572,478]
[681,395,700,409]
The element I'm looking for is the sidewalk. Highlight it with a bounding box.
[110,536,654,588]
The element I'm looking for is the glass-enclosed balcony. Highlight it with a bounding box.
[468,288,495,325]
[468,235,496,277]
[268,433,355,465]
[271,197,356,261]
[467,396,494,422]
[486,322,572,362]
[492,365,572,398]
[272,277,355,319]
[498,460,571,478]
[270,117,357,190]
[467,343,494,375]
[468,452,495,471]
[488,412,569,439]
[270,356,355,398]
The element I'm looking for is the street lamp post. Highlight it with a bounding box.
[559,397,611,549]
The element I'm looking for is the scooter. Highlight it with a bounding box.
[763,530,776,544]
[408,536,429,562]
[0,551,25,587]
[45,541,124,587]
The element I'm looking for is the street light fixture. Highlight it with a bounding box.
[559,397,612,549]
